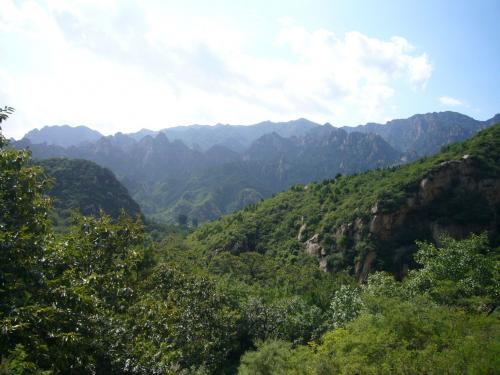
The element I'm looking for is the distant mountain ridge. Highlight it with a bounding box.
[25,125,103,147]
[15,124,402,223]
[343,111,498,156]
[158,118,320,152]
[23,112,499,155]
[15,111,499,224]
[24,118,321,152]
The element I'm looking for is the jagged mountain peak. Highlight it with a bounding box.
[343,111,497,156]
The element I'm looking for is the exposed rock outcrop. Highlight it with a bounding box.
[304,233,329,272]
[305,234,322,257]
[367,155,499,241]
[302,154,500,280]
[297,223,307,241]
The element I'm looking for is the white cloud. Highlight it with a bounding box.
[439,96,465,107]
[0,1,433,139]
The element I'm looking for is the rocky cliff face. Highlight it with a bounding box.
[344,111,499,157]
[301,154,500,279]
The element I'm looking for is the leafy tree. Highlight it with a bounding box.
[0,106,14,124]
[238,340,310,375]
[405,233,499,311]
[311,298,500,374]
[328,284,363,329]
[0,121,57,369]
[108,265,240,373]
[0,116,148,372]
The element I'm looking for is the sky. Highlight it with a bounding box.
[1,0,499,139]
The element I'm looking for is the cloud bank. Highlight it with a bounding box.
[0,0,432,138]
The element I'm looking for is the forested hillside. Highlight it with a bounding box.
[36,158,142,225]
[1,111,499,373]
[192,124,500,278]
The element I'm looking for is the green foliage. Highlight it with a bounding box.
[239,233,500,374]
[106,265,240,373]
[241,296,323,346]
[406,233,499,311]
[310,298,500,374]
[0,130,55,371]
[328,285,363,329]
[0,106,14,124]
[238,340,311,375]
[0,344,49,375]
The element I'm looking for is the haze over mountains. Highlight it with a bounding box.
[24,125,103,148]
[343,111,500,156]
[15,111,499,223]
[23,111,497,153]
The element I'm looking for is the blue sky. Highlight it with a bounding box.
[1,0,499,138]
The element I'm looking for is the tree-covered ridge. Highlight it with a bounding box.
[35,158,142,222]
[191,124,500,276]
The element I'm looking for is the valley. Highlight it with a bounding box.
[2,107,499,373]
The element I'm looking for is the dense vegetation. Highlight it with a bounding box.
[239,234,499,374]
[36,158,142,226]
[2,112,499,373]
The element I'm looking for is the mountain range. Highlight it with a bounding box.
[24,124,103,147]
[24,111,498,154]
[15,111,499,223]
[343,111,500,157]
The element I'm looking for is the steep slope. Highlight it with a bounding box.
[25,125,103,147]
[190,124,500,279]
[37,158,142,222]
[344,111,498,156]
